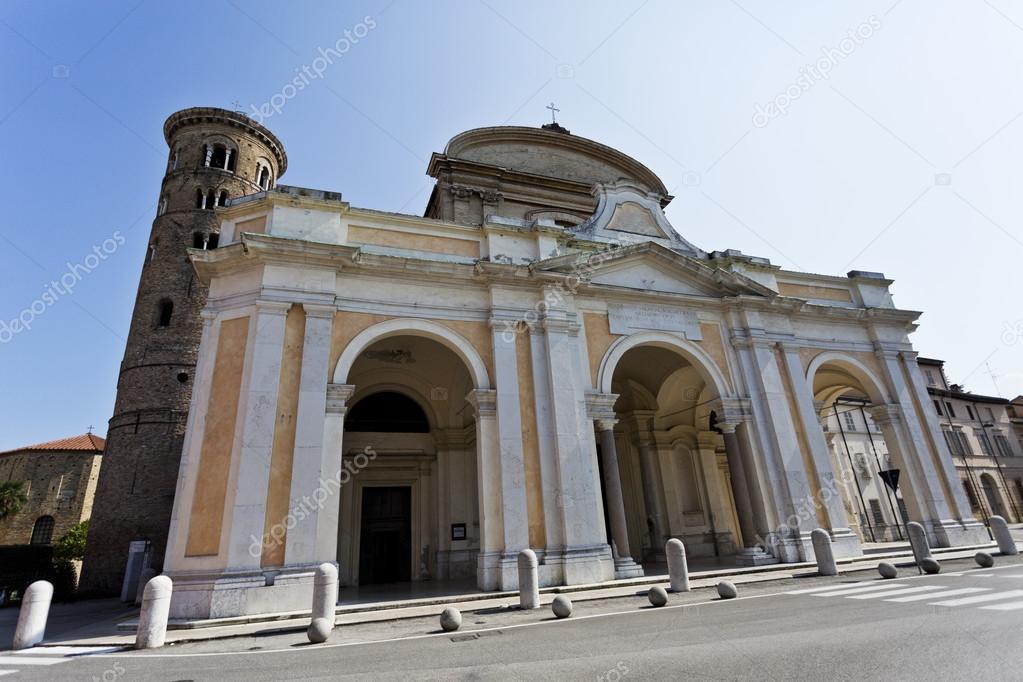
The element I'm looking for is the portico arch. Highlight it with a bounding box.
[807,352,909,544]
[333,318,491,390]
[597,331,732,399]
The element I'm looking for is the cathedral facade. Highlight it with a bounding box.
[99,108,987,619]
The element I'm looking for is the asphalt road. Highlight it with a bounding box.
[4,559,1023,681]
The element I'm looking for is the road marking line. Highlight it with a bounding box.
[0,672,17,677]
[18,646,122,656]
[785,583,878,595]
[979,600,1023,611]
[846,585,947,600]
[811,583,909,597]
[930,589,1023,607]
[0,656,64,666]
[885,588,989,603]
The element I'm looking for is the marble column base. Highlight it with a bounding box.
[613,555,645,579]
[165,563,325,621]
[928,518,990,548]
[735,547,778,567]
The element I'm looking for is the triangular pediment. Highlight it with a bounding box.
[534,241,776,299]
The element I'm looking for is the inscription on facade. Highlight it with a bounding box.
[606,302,702,339]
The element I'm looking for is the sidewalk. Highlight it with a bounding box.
[0,539,999,651]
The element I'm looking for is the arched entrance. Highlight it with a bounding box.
[332,324,486,588]
[808,355,909,543]
[596,333,746,568]
[980,473,1006,519]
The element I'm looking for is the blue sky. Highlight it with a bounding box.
[1,0,1021,450]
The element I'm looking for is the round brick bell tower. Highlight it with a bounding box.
[81,108,287,595]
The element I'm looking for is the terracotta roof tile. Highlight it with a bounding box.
[0,433,105,455]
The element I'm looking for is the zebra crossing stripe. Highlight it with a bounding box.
[811,583,910,597]
[785,583,885,595]
[930,589,1023,607]
[885,588,989,603]
[846,585,947,600]
[14,646,121,656]
[0,655,65,666]
[980,600,1023,611]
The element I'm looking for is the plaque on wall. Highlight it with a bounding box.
[451,523,467,541]
[606,302,702,340]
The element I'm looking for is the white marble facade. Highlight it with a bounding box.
[162,125,988,619]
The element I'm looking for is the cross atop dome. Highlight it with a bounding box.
[541,102,571,134]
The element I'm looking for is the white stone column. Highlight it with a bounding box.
[731,338,816,561]
[596,420,642,577]
[527,323,566,551]
[631,413,669,560]
[695,432,737,556]
[225,300,291,570]
[284,304,342,566]
[779,345,861,559]
[899,350,986,541]
[542,314,613,585]
[872,348,987,547]
[488,319,531,553]
[467,389,508,590]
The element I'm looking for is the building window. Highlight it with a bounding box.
[205,143,236,172]
[946,402,956,418]
[955,430,972,456]
[843,410,856,431]
[978,432,994,456]
[925,370,936,386]
[192,232,206,249]
[195,188,205,209]
[966,405,975,420]
[158,300,174,327]
[257,163,272,190]
[868,499,885,526]
[934,400,943,416]
[207,233,219,249]
[217,190,228,207]
[994,433,1013,457]
[983,406,994,422]
[30,516,54,545]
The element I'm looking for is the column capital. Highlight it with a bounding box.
[717,422,739,435]
[596,418,619,432]
[200,309,218,323]
[301,303,336,319]
[716,397,754,426]
[867,403,902,426]
[254,299,292,316]
[325,383,356,414]
[541,316,579,336]
[585,391,619,422]
[466,388,497,418]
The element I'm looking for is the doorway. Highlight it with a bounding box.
[358,486,412,584]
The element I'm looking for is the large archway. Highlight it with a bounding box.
[808,355,909,544]
[334,330,482,589]
[599,336,742,568]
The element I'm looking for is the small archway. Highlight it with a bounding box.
[30,515,54,545]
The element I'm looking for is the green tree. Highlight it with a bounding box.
[54,520,89,562]
[0,481,28,520]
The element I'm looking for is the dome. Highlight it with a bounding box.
[441,126,669,200]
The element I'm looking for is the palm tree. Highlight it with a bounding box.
[0,481,28,520]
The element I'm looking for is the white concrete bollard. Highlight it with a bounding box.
[666,538,690,592]
[134,567,157,607]
[907,521,933,565]
[811,528,837,577]
[12,580,53,650]
[518,549,540,610]
[990,516,1018,556]
[135,575,173,649]
[311,563,339,624]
